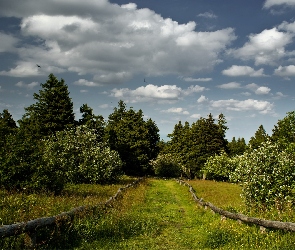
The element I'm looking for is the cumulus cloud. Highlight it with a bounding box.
[228,28,293,65]
[245,83,271,95]
[210,99,274,114]
[255,86,271,95]
[110,84,206,103]
[0,0,236,81]
[274,65,295,76]
[264,0,295,8]
[15,81,39,88]
[222,65,266,77]
[217,82,242,89]
[74,79,102,87]
[197,95,209,103]
[190,113,201,119]
[162,107,189,115]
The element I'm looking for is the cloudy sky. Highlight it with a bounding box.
[0,0,295,141]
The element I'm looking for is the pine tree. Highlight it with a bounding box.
[106,100,160,176]
[79,104,105,142]
[0,109,17,146]
[249,124,268,149]
[19,74,75,137]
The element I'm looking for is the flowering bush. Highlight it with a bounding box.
[230,140,295,210]
[150,153,182,177]
[39,126,123,192]
[203,151,238,181]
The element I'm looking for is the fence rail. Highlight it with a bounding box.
[177,179,295,232]
[0,178,143,242]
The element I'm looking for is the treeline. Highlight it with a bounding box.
[0,74,160,194]
[1,74,295,210]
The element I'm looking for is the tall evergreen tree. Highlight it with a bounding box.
[106,100,160,176]
[248,124,268,149]
[19,74,75,137]
[79,104,105,142]
[228,136,247,156]
[0,109,17,146]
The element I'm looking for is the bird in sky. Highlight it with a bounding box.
[36,64,41,68]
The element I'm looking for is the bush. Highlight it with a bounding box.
[150,153,182,178]
[230,140,295,210]
[203,151,238,181]
[40,126,123,191]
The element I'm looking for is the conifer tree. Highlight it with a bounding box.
[248,124,268,149]
[79,104,105,142]
[19,73,75,137]
[106,100,160,176]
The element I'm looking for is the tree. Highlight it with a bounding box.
[166,113,229,178]
[272,111,295,146]
[248,125,268,149]
[0,109,17,146]
[228,137,247,156]
[79,104,105,142]
[19,73,75,138]
[106,101,160,176]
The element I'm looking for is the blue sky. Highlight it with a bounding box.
[0,0,295,142]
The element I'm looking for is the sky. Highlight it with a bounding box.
[0,0,295,142]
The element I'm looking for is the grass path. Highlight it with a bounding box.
[76,179,295,250]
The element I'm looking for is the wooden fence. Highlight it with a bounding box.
[0,178,143,246]
[177,179,295,232]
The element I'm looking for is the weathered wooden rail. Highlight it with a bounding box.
[177,179,295,232]
[0,178,143,245]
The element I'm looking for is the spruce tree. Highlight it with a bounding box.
[106,100,160,176]
[249,124,268,149]
[20,73,75,137]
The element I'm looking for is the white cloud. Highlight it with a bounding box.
[74,79,102,87]
[197,12,217,19]
[162,107,189,115]
[255,86,271,95]
[229,28,293,65]
[222,65,266,77]
[16,81,39,88]
[264,0,295,8]
[211,99,274,114]
[0,0,236,80]
[274,65,295,76]
[190,113,201,119]
[0,61,41,77]
[217,82,241,89]
[110,84,206,103]
[197,95,209,103]
[98,104,109,109]
[182,77,212,82]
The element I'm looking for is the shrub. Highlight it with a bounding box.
[230,140,295,210]
[203,151,238,181]
[40,126,123,191]
[150,153,182,178]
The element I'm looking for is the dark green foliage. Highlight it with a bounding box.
[19,73,75,138]
[0,74,76,193]
[228,137,247,156]
[106,100,160,176]
[248,124,268,150]
[0,128,43,191]
[166,113,228,178]
[272,111,295,146]
[78,104,105,142]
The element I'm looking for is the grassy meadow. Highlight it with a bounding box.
[1,178,295,249]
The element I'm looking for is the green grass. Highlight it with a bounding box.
[75,179,295,250]
[1,178,295,249]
